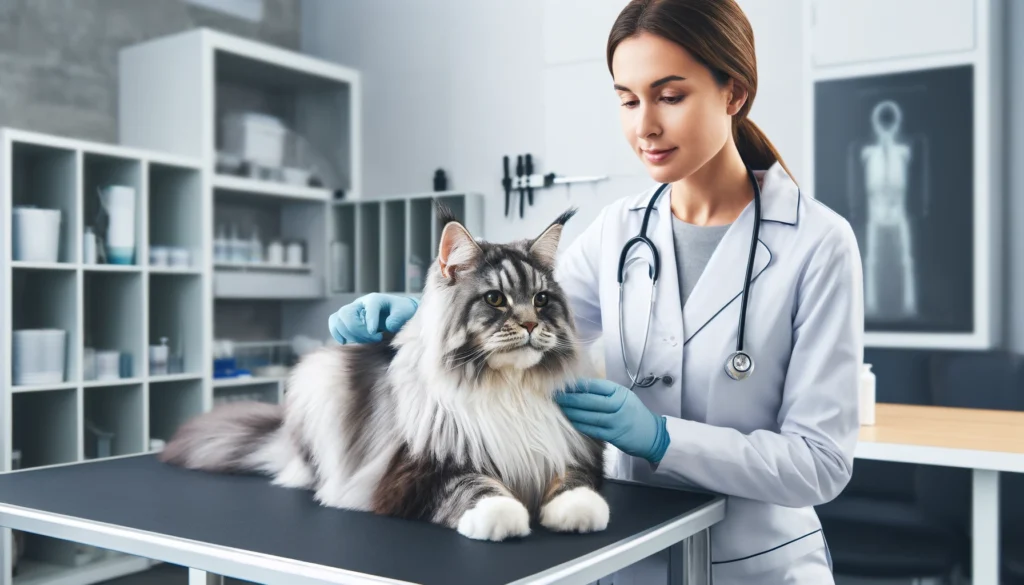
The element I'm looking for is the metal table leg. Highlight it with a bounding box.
[972,469,1000,585]
[190,568,225,585]
[668,528,711,585]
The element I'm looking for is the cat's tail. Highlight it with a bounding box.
[159,401,295,478]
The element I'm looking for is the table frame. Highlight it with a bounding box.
[856,428,1024,585]
[0,473,724,585]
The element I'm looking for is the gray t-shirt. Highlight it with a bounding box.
[672,217,731,305]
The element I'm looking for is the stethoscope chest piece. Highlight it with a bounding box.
[725,351,754,381]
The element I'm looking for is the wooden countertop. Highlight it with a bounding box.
[856,403,1024,472]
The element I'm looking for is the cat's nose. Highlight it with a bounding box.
[522,322,538,334]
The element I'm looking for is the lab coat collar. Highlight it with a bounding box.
[625,162,797,346]
[626,161,801,226]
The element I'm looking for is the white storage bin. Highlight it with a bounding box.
[12,206,61,262]
[222,112,287,167]
[12,329,67,385]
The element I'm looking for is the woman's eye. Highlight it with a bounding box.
[484,291,506,307]
[661,95,683,104]
[534,292,549,307]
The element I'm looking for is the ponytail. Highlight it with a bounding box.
[734,117,795,182]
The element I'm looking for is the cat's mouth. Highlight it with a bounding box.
[486,342,546,370]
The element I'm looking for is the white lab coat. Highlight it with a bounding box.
[556,162,864,584]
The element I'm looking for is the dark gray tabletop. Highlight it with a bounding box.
[0,454,722,585]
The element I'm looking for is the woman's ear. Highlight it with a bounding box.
[725,79,749,116]
[438,221,481,280]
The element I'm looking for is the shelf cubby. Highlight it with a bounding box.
[212,191,325,300]
[382,200,406,293]
[147,379,203,444]
[148,162,203,270]
[83,384,144,460]
[331,203,356,293]
[10,141,78,265]
[12,389,78,469]
[212,47,354,198]
[83,271,143,380]
[213,380,281,406]
[82,153,144,267]
[356,202,381,292]
[10,268,78,387]
[149,273,203,377]
[407,198,434,293]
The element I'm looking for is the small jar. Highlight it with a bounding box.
[286,240,304,266]
[267,240,284,265]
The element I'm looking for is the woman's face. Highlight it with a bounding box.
[611,32,742,184]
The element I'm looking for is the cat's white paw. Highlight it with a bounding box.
[540,487,609,533]
[457,496,531,541]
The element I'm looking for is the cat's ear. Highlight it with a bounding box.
[436,202,481,280]
[529,208,577,270]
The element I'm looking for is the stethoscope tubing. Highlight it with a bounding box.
[616,170,762,387]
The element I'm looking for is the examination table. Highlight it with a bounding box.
[0,454,724,584]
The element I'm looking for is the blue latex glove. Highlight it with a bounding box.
[555,378,670,464]
[328,293,419,344]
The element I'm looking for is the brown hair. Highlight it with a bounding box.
[607,0,794,179]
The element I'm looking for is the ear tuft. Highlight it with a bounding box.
[529,208,577,270]
[434,200,458,230]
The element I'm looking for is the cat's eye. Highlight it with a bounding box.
[534,292,549,307]
[484,290,506,307]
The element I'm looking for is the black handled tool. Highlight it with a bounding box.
[525,154,534,207]
[502,155,512,217]
[516,155,525,219]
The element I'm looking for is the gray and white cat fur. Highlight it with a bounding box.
[160,205,609,541]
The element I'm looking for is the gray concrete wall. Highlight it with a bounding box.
[0,0,301,145]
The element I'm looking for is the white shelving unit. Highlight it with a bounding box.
[331,191,484,296]
[117,28,363,401]
[119,27,361,304]
[0,128,208,585]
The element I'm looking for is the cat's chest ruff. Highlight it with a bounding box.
[408,385,584,473]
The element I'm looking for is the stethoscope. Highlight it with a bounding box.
[616,168,762,388]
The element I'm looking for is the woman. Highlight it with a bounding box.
[328,0,864,583]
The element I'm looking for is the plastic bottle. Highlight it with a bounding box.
[860,363,876,426]
[214,224,228,264]
[249,226,263,264]
[83,226,97,264]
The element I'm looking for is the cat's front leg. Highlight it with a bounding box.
[444,475,531,541]
[540,465,609,533]
[372,447,529,541]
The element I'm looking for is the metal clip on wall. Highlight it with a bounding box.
[502,153,608,218]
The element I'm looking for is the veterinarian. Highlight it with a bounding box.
[328,0,864,583]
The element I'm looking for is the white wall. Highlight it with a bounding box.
[300,0,804,248]
[1009,0,1024,353]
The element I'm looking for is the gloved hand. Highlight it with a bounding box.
[555,378,670,464]
[328,293,419,344]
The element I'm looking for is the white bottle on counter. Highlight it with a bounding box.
[860,363,876,426]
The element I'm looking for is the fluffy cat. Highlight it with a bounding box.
[159,205,609,541]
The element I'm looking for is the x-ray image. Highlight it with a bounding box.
[857,99,925,319]
[814,65,975,334]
